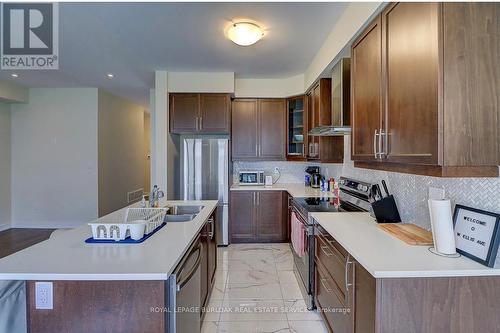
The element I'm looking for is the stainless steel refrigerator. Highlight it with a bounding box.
[181,138,229,246]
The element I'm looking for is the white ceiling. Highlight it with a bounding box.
[0,2,348,106]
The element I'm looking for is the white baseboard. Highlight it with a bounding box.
[0,223,10,232]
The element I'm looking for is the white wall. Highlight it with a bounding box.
[98,90,145,216]
[234,74,304,98]
[304,2,382,89]
[0,102,11,231]
[168,72,234,93]
[11,88,99,228]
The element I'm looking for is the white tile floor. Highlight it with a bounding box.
[201,243,329,333]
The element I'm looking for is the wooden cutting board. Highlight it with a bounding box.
[378,223,433,246]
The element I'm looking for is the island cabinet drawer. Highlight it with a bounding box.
[315,229,349,301]
[315,260,353,333]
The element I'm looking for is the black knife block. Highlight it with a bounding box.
[371,195,402,223]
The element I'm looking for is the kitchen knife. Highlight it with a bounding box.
[374,184,382,201]
[381,180,390,197]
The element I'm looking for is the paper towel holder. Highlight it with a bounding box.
[428,247,461,258]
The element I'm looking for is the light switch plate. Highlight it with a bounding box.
[35,281,53,310]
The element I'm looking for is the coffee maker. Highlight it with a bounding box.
[305,166,321,188]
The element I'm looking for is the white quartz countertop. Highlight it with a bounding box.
[312,212,500,278]
[230,183,335,198]
[0,199,218,281]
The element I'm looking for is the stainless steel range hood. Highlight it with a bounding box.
[309,58,351,137]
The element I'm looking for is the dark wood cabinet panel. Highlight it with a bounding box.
[255,191,284,242]
[351,16,383,161]
[170,93,230,134]
[169,93,199,133]
[231,99,259,160]
[229,190,256,242]
[27,281,165,333]
[351,2,499,177]
[442,3,500,166]
[353,262,376,333]
[230,190,286,243]
[315,261,352,333]
[259,99,286,160]
[232,99,286,161]
[382,2,439,165]
[200,94,230,133]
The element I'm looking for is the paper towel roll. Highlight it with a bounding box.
[428,199,457,255]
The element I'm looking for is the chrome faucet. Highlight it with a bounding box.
[149,185,165,208]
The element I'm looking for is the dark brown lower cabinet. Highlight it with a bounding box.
[314,224,500,333]
[230,190,287,243]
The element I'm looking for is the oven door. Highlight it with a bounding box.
[290,206,314,308]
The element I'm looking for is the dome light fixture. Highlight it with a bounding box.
[227,22,264,46]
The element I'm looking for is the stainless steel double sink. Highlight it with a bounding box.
[163,205,204,223]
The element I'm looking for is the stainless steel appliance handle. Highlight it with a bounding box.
[208,217,215,239]
[373,129,379,159]
[378,128,384,158]
[345,256,353,304]
[177,245,202,291]
[320,278,333,293]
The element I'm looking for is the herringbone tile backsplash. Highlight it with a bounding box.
[234,136,500,266]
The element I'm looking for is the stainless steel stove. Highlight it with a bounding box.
[290,177,375,309]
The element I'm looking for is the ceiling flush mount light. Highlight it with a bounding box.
[11,73,18,78]
[227,22,264,46]
[106,73,114,78]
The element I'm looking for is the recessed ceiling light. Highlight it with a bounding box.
[11,73,18,78]
[106,73,114,78]
[227,22,264,46]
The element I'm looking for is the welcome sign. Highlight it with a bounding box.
[454,204,500,268]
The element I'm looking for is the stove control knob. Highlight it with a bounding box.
[362,185,368,192]
[357,184,363,191]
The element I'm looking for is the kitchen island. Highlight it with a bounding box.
[0,199,219,333]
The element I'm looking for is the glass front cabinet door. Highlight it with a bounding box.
[286,95,308,160]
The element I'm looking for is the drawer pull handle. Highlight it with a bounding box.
[320,245,334,257]
[320,278,333,293]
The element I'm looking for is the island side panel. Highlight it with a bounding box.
[27,280,166,333]
[378,276,500,333]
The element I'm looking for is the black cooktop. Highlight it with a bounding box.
[294,197,340,213]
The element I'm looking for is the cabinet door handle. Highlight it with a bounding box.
[373,129,379,159]
[253,192,256,206]
[199,116,203,130]
[320,278,333,293]
[345,256,353,304]
[208,217,215,239]
[256,192,260,206]
[320,245,334,257]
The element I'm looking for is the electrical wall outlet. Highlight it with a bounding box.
[35,282,53,310]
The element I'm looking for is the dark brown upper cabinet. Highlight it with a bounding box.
[232,99,286,161]
[351,2,499,177]
[351,16,383,162]
[286,95,309,161]
[307,78,344,163]
[169,93,230,134]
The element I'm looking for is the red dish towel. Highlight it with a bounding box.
[291,211,306,257]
